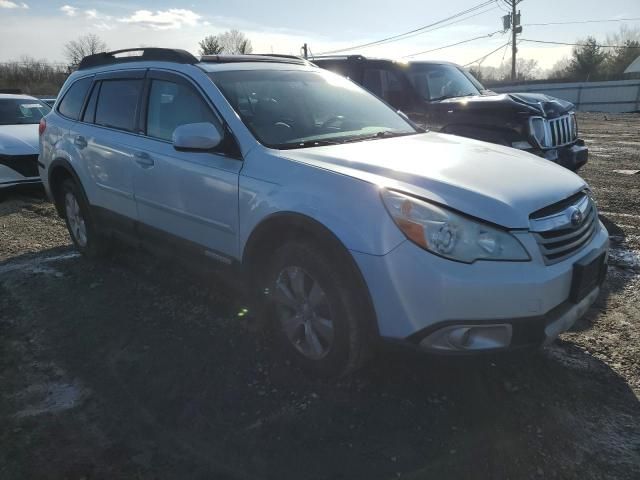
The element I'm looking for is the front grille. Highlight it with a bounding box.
[547,114,577,148]
[530,192,598,264]
[0,154,39,178]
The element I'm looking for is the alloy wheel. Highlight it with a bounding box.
[273,266,335,360]
[65,191,87,248]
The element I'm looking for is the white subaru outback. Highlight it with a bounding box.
[39,49,609,376]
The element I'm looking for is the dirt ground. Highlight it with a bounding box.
[1,113,639,480]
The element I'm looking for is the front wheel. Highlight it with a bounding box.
[265,241,373,377]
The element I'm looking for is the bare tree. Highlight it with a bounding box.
[199,35,223,56]
[64,34,108,67]
[217,30,253,55]
[0,56,68,95]
[547,57,572,80]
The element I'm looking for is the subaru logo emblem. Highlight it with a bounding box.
[569,207,583,226]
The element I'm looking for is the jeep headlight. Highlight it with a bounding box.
[381,190,530,263]
[529,117,549,148]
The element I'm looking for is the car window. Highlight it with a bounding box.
[407,64,480,101]
[146,79,219,142]
[362,68,404,101]
[58,77,92,120]
[82,82,100,123]
[0,98,50,125]
[95,79,143,132]
[210,69,417,149]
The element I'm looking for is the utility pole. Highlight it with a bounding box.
[504,0,523,81]
[302,43,308,59]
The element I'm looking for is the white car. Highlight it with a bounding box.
[0,94,50,189]
[39,49,609,376]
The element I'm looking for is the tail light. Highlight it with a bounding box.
[39,118,46,136]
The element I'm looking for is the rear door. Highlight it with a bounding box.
[132,70,242,259]
[74,70,145,230]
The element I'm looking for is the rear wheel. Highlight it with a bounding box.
[265,241,373,377]
[60,179,109,258]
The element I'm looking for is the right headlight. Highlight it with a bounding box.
[529,117,549,148]
[381,189,530,263]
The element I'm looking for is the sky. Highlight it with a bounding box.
[1,0,639,70]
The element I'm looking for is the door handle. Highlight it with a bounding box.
[74,135,87,148]
[133,151,154,168]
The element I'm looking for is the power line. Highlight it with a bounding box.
[463,42,511,67]
[403,29,506,58]
[377,4,500,46]
[519,38,640,48]
[316,0,497,55]
[523,17,640,27]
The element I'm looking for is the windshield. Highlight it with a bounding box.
[0,98,50,125]
[209,69,418,149]
[407,63,481,101]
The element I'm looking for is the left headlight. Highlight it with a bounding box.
[529,117,549,148]
[381,189,530,263]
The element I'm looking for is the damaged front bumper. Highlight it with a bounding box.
[542,139,589,172]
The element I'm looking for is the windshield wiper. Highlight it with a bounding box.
[340,131,415,143]
[430,93,476,102]
[274,139,343,150]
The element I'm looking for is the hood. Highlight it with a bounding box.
[280,132,586,229]
[0,124,40,155]
[438,92,574,118]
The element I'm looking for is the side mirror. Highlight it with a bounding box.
[172,122,222,151]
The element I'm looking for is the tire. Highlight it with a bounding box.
[60,178,109,258]
[264,241,373,377]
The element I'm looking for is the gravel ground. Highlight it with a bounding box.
[0,114,639,480]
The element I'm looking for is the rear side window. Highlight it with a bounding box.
[146,79,219,142]
[95,79,143,132]
[362,68,404,100]
[58,77,92,120]
[82,82,100,123]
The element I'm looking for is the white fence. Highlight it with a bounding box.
[493,79,640,113]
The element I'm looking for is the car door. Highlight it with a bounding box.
[132,70,242,259]
[74,71,146,231]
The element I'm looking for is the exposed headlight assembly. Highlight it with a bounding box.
[529,116,549,148]
[381,190,530,263]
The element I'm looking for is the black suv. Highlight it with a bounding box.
[313,56,588,171]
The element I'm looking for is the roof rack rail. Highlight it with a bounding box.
[199,54,309,65]
[309,55,367,61]
[78,48,198,70]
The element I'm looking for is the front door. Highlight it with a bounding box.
[132,71,242,259]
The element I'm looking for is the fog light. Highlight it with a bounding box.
[420,324,513,352]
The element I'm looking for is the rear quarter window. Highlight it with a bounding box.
[95,79,143,132]
[57,77,92,120]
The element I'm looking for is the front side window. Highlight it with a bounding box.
[407,63,480,101]
[95,79,143,132]
[58,77,92,120]
[146,79,219,142]
[209,69,417,149]
[0,98,50,125]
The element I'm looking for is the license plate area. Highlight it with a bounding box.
[569,250,607,303]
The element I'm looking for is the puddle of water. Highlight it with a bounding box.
[609,246,640,270]
[0,251,79,276]
[13,381,88,418]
